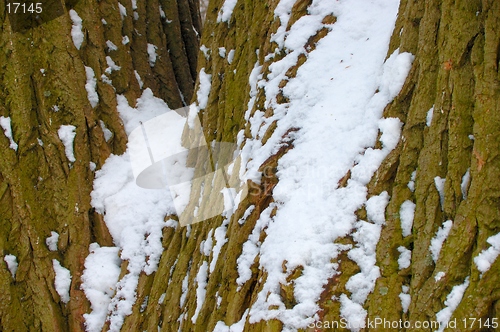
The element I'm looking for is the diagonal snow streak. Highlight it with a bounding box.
[234,0,412,330]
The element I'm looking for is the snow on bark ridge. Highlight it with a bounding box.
[0,116,18,151]
[88,90,178,332]
[226,0,412,329]
[58,125,77,162]
[69,10,84,50]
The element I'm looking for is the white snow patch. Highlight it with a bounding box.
[365,191,389,225]
[122,35,130,45]
[460,168,470,200]
[147,44,158,67]
[218,47,226,58]
[435,277,470,332]
[227,49,235,64]
[69,10,84,50]
[89,89,178,331]
[346,220,382,305]
[213,309,248,332]
[99,120,113,142]
[434,176,446,209]
[82,244,121,332]
[0,116,18,151]
[242,0,409,328]
[53,259,72,304]
[4,254,18,278]
[339,294,366,331]
[118,3,127,19]
[197,68,212,110]
[210,219,229,273]
[399,285,410,313]
[400,200,415,237]
[192,261,209,323]
[435,271,445,282]
[407,169,416,192]
[426,106,434,126]
[397,246,411,269]
[473,232,500,276]
[200,45,210,60]
[105,56,121,74]
[85,66,99,108]
[106,40,118,51]
[134,70,144,89]
[429,220,453,262]
[58,125,77,163]
[46,231,59,251]
[217,0,238,23]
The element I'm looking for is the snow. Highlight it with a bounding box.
[473,232,500,276]
[159,5,166,19]
[236,205,274,287]
[399,285,410,313]
[122,35,130,45]
[365,191,389,225]
[85,66,99,108]
[399,200,415,237]
[46,231,59,251]
[218,47,226,58]
[134,70,143,89]
[407,169,416,192]
[339,294,366,331]
[81,244,121,332]
[4,254,18,278]
[105,56,121,74]
[88,89,179,331]
[0,116,18,151]
[106,40,118,51]
[52,259,72,304]
[217,0,238,23]
[118,3,127,19]
[435,271,445,281]
[197,68,212,110]
[58,125,77,162]
[429,219,453,262]
[191,261,209,323]
[200,45,210,60]
[397,246,411,269]
[147,44,158,67]
[346,219,382,305]
[227,49,235,64]
[210,220,229,273]
[213,309,248,332]
[99,120,113,142]
[233,0,410,328]
[426,106,434,126]
[460,168,470,200]
[434,176,446,209]
[200,229,214,256]
[435,277,470,332]
[69,10,84,50]
[89,161,97,171]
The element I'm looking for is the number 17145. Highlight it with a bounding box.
[6,3,43,14]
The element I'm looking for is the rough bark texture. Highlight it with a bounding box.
[1,0,499,331]
[0,0,199,330]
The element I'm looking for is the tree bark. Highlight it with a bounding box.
[0,0,199,330]
[1,0,499,331]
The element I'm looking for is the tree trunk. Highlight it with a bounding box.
[1,0,499,331]
[0,0,199,330]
